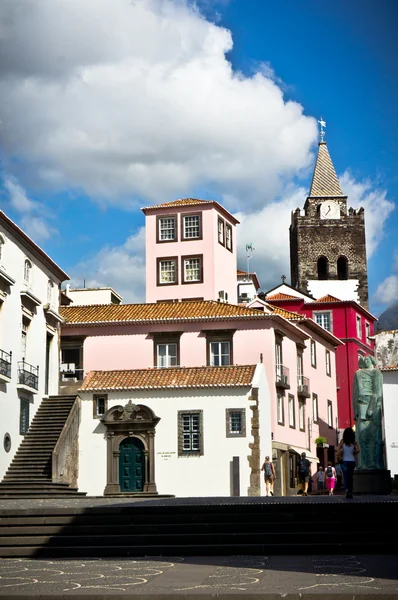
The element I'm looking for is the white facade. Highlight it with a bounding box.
[77,364,271,497]
[66,287,122,306]
[307,279,359,303]
[0,211,68,479]
[381,368,398,478]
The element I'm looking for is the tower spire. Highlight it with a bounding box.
[308,121,344,198]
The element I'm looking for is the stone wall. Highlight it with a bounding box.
[375,330,398,367]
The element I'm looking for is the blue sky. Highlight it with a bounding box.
[0,0,397,315]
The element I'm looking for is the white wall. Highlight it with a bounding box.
[67,288,120,305]
[382,370,398,478]
[307,279,359,302]
[78,364,271,497]
[0,220,65,479]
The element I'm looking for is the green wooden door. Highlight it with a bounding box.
[119,437,144,492]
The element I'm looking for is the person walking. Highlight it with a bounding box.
[297,452,311,496]
[325,461,337,495]
[261,456,276,496]
[337,427,360,499]
[314,466,325,493]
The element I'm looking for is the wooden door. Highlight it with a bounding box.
[119,437,144,492]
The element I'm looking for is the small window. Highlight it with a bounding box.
[314,311,332,332]
[182,255,203,283]
[326,350,331,376]
[356,315,362,339]
[93,394,108,418]
[288,394,295,428]
[21,321,28,358]
[218,218,225,245]
[157,342,178,367]
[317,256,328,280]
[24,259,32,284]
[157,257,178,285]
[225,224,232,251]
[20,398,30,435]
[47,280,54,305]
[277,393,284,425]
[365,322,371,343]
[327,400,333,428]
[299,399,305,431]
[178,410,203,456]
[183,214,201,240]
[158,216,176,242]
[210,341,230,366]
[337,256,348,280]
[311,340,317,368]
[312,393,318,424]
[226,408,246,437]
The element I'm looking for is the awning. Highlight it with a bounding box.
[289,445,319,463]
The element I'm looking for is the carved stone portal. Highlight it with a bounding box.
[101,402,160,495]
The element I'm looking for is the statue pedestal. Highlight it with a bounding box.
[353,469,391,495]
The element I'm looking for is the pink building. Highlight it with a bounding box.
[142,198,239,304]
[60,197,342,495]
[262,284,376,429]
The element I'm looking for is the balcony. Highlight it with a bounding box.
[60,363,84,382]
[17,360,39,392]
[297,375,311,398]
[0,350,12,382]
[275,365,290,389]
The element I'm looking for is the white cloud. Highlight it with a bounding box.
[374,251,398,307]
[0,0,317,209]
[3,176,57,241]
[339,171,395,258]
[68,228,146,303]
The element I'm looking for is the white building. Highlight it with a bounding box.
[77,363,270,497]
[0,211,69,479]
[381,365,398,479]
[65,286,122,306]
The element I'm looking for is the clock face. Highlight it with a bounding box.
[320,201,340,220]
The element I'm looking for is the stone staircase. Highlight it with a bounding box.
[0,395,86,498]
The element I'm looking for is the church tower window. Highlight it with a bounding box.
[337,256,348,280]
[317,256,329,280]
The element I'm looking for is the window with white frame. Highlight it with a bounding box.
[183,256,202,283]
[158,217,176,241]
[47,280,54,305]
[288,394,295,428]
[327,400,333,428]
[356,315,362,339]
[312,393,318,423]
[93,394,108,418]
[157,343,178,367]
[21,321,28,358]
[311,340,317,368]
[326,350,331,376]
[24,259,32,285]
[365,322,371,343]
[210,341,230,366]
[314,311,332,332]
[275,339,283,380]
[158,258,177,284]
[218,218,225,245]
[178,410,203,455]
[225,224,232,251]
[183,215,201,239]
[226,408,246,437]
[277,393,284,425]
[299,399,305,431]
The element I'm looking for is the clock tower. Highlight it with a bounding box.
[289,138,369,308]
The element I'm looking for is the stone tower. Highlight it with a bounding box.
[289,140,368,308]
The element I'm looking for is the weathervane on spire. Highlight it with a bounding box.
[318,117,326,142]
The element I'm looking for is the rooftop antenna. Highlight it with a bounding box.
[318,116,326,142]
[83,278,86,289]
[245,243,255,276]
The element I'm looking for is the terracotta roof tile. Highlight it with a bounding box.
[79,365,257,391]
[380,365,398,372]
[315,294,342,303]
[141,198,240,224]
[267,292,300,301]
[60,300,269,327]
[271,306,303,321]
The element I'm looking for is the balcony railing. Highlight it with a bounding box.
[276,365,290,389]
[60,364,84,381]
[0,350,12,379]
[297,375,311,398]
[18,360,39,391]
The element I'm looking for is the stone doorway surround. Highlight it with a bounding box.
[101,400,160,496]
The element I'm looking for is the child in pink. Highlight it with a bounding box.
[325,461,336,495]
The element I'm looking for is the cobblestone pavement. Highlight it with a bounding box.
[0,555,397,596]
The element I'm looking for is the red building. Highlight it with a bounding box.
[261,285,376,429]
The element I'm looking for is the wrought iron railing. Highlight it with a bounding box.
[0,350,12,379]
[297,375,310,397]
[18,359,39,390]
[60,365,84,381]
[276,364,290,387]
